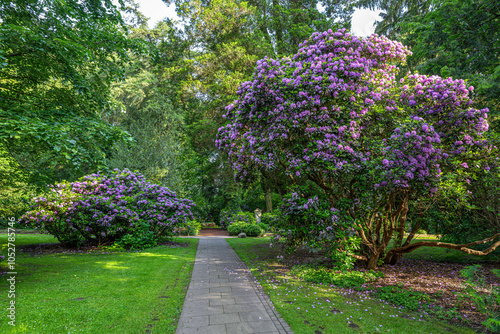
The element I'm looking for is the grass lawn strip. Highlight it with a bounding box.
[0,234,197,334]
[226,237,489,334]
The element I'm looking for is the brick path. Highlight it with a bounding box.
[176,237,293,334]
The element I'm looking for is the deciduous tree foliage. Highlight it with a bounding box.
[0,0,141,187]
[217,29,498,269]
[399,0,500,130]
[356,0,431,39]
[108,18,190,194]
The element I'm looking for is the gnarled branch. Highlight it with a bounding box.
[387,233,500,257]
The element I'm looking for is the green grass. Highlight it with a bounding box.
[0,234,198,334]
[227,237,477,334]
[0,233,59,248]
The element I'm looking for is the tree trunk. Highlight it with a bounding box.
[384,251,403,265]
[265,187,273,213]
[272,0,284,55]
[366,253,380,270]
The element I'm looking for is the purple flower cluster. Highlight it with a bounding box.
[216,29,490,194]
[378,116,442,189]
[20,169,194,246]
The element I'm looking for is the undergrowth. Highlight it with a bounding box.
[292,264,384,289]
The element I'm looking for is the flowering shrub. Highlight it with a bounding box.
[218,210,255,230]
[217,28,497,269]
[19,169,194,248]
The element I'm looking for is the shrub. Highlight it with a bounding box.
[257,222,269,232]
[243,224,264,237]
[272,191,360,269]
[238,211,257,224]
[115,225,156,250]
[227,222,264,237]
[217,28,496,269]
[260,212,278,226]
[227,221,248,236]
[219,210,256,230]
[293,265,383,289]
[179,220,201,236]
[19,169,194,249]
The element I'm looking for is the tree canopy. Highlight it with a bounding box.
[0,0,141,187]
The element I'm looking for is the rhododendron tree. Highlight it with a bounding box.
[217,29,499,269]
[20,169,194,249]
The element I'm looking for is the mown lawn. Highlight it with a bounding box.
[227,236,498,334]
[0,233,197,334]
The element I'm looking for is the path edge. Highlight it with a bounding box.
[224,238,294,334]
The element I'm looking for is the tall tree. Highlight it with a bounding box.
[0,0,141,187]
[356,0,432,38]
[247,0,354,55]
[400,0,500,130]
[109,19,190,194]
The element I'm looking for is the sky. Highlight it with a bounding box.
[134,0,383,37]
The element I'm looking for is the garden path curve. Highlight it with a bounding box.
[176,236,293,334]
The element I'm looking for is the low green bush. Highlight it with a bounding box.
[376,284,430,311]
[292,265,383,289]
[179,220,201,236]
[115,226,156,250]
[257,222,269,232]
[460,265,500,332]
[227,221,248,236]
[227,222,263,237]
[243,224,264,237]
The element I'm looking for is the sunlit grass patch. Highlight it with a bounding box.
[0,233,58,249]
[0,234,197,334]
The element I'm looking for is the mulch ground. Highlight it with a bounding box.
[197,228,230,237]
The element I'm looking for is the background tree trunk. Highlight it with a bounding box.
[265,187,273,213]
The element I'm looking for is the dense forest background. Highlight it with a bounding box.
[1,0,499,243]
